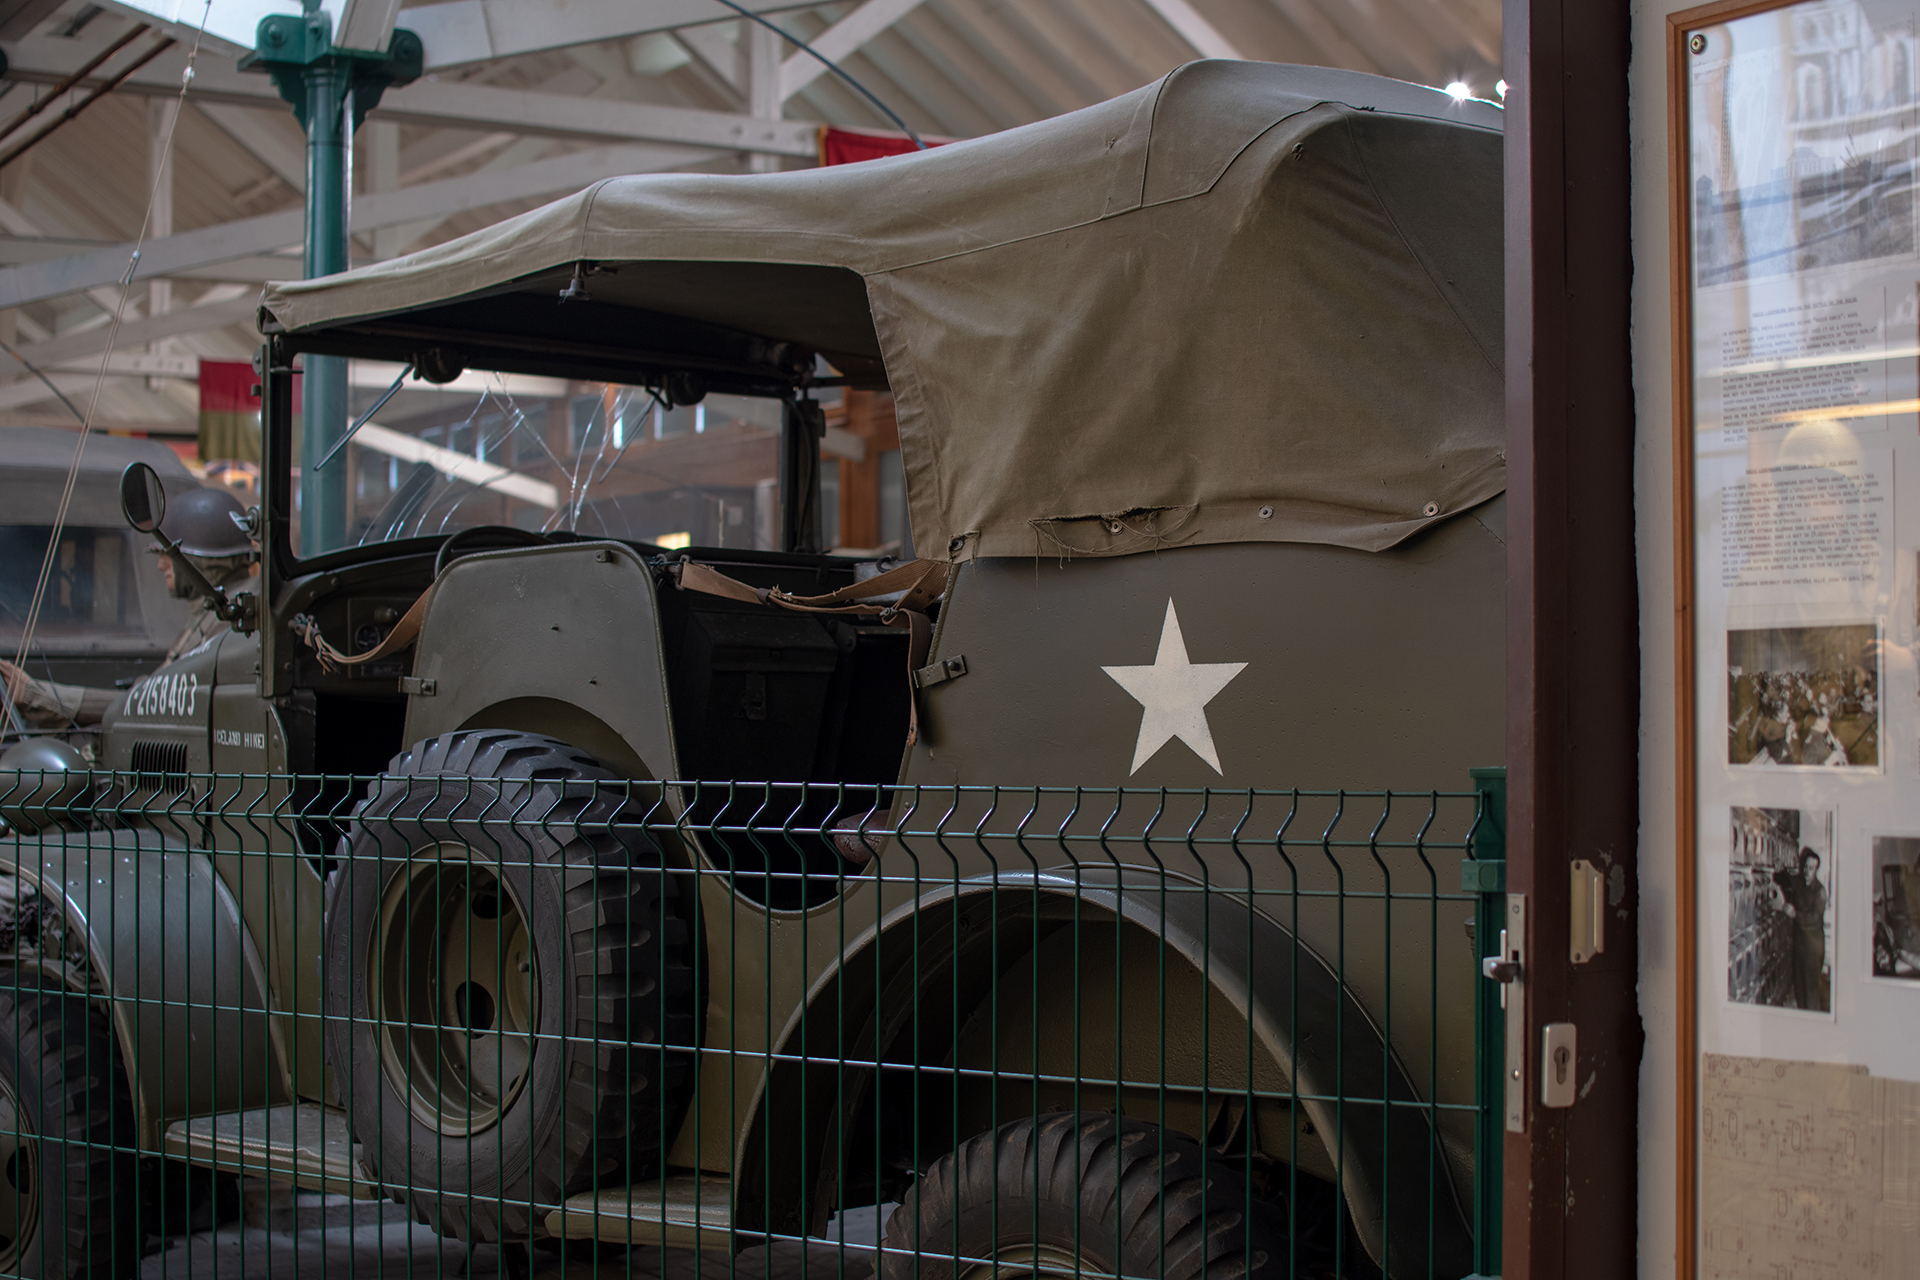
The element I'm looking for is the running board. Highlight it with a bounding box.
[546,1175,733,1250]
[161,1104,381,1200]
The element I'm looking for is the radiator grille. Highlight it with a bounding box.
[129,739,190,792]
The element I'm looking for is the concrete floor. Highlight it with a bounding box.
[136,1187,892,1280]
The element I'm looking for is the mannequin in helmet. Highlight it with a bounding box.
[2,487,257,730]
[149,486,258,661]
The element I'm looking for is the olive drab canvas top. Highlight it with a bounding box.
[258,60,1505,558]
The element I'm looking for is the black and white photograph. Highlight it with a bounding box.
[1690,7,1918,289]
[1727,624,1880,767]
[1872,836,1920,981]
[1729,806,1835,1013]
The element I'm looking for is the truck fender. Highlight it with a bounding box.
[742,866,1472,1280]
[0,828,287,1147]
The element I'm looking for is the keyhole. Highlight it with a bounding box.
[1554,1045,1571,1084]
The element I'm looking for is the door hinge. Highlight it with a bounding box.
[399,676,436,697]
[912,654,967,689]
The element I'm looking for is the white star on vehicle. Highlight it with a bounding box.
[1102,599,1248,775]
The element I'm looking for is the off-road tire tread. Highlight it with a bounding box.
[0,981,136,1279]
[881,1112,1281,1280]
[323,730,696,1244]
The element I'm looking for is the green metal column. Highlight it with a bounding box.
[1464,765,1506,1279]
[300,53,349,555]
[241,3,420,556]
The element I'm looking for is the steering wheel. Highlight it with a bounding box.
[433,525,554,579]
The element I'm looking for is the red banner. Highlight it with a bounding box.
[197,359,298,465]
[817,127,946,166]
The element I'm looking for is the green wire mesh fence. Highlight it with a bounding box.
[0,758,1504,1280]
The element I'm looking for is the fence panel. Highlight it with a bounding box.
[0,764,1505,1280]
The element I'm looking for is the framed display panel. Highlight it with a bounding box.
[1671,2,1920,1275]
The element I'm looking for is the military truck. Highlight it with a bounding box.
[0,61,1504,1280]
[0,427,198,695]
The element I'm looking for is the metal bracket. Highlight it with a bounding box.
[912,654,967,690]
[398,677,436,697]
[1461,858,1505,894]
[1570,858,1606,964]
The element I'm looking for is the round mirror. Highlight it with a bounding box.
[119,461,166,534]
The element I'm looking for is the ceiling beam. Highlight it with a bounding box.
[0,197,140,324]
[47,350,197,377]
[1137,0,1244,60]
[0,141,718,310]
[196,101,307,193]
[778,0,928,101]
[1263,0,1380,72]
[0,239,304,284]
[675,21,744,93]
[383,78,816,154]
[0,289,256,375]
[1,36,821,153]
[394,0,815,70]
[0,369,100,412]
[100,0,823,67]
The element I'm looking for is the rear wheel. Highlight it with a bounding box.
[880,1112,1282,1280]
[0,979,136,1279]
[323,730,697,1243]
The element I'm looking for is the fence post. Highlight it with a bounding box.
[1465,765,1507,1279]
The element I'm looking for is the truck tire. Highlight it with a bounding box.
[323,730,696,1243]
[879,1112,1283,1280]
[0,979,136,1279]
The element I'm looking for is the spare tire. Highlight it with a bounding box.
[880,1112,1285,1280]
[322,730,697,1243]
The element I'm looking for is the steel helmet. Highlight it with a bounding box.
[161,486,253,558]
[0,736,89,834]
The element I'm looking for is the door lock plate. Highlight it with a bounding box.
[1503,894,1525,1132]
[1541,1021,1577,1108]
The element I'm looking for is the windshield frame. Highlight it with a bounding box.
[260,328,833,580]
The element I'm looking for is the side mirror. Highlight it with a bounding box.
[120,462,166,534]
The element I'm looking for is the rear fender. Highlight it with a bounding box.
[0,829,287,1147]
[741,867,1473,1279]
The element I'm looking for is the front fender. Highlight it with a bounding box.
[0,828,287,1147]
[746,866,1473,1280]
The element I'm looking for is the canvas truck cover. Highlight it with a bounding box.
[1,426,200,659]
[0,427,197,526]
[260,61,1504,557]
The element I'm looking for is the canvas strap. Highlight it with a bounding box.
[290,590,429,673]
[674,558,949,744]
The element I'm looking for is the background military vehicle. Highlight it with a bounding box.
[0,61,1503,1280]
[0,427,197,693]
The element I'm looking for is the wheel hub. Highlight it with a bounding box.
[373,852,538,1135]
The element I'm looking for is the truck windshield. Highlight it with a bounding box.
[295,364,803,559]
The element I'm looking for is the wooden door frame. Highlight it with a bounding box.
[1503,0,1645,1275]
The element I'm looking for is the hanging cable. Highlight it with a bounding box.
[9,3,217,680]
[704,0,926,150]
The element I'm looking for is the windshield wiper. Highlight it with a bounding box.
[317,363,412,470]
